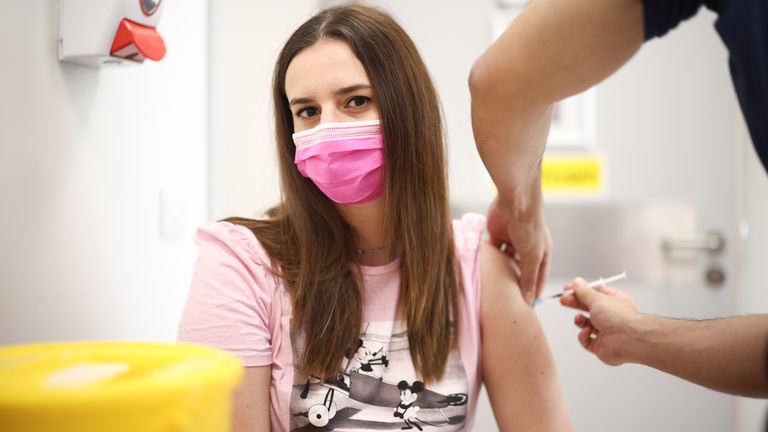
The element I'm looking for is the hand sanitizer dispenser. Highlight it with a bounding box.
[58,0,166,67]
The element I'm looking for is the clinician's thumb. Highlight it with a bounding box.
[573,283,601,308]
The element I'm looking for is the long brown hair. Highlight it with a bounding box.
[227,4,459,384]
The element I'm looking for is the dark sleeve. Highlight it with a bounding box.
[643,0,707,40]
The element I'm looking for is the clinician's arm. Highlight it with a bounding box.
[561,279,768,398]
[480,242,573,430]
[232,366,272,431]
[469,0,644,302]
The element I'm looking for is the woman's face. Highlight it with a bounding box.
[285,39,380,133]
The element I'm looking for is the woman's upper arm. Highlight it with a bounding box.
[233,365,272,432]
[480,241,572,431]
[178,222,274,365]
[178,224,276,431]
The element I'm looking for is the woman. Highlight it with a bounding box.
[178,5,571,431]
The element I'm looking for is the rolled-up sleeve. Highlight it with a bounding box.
[643,0,706,40]
[178,221,276,366]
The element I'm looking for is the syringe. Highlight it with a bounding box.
[532,271,627,307]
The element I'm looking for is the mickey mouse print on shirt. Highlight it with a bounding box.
[289,320,469,431]
[394,380,424,430]
[351,338,389,376]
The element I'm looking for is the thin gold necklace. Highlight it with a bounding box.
[356,246,386,255]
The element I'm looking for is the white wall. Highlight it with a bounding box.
[208,1,318,220]
[0,1,209,343]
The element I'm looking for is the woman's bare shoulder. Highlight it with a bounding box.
[479,240,528,315]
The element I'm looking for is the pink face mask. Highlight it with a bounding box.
[293,119,385,205]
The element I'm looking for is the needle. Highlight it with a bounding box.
[532,271,628,307]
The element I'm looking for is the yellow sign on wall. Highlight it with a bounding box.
[541,155,602,195]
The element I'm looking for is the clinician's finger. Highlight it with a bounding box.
[594,285,621,296]
[572,284,605,308]
[490,239,520,260]
[489,237,504,248]
[563,278,586,295]
[561,291,587,311]
[520,255,539,304]
[534,250,550,300]
[574,314,590,328]
[578,326,593,350]
[511,260,522,279]
[572,277,589,288]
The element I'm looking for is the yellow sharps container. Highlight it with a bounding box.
[0,342,243,432]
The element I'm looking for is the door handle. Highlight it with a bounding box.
[661,231,725,254]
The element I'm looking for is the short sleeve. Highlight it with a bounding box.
[452,213,486,291]
[643,0,706,40]
[452,213,486,402]
[177,221,277,367]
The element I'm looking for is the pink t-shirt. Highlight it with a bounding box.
[178,213,485,432]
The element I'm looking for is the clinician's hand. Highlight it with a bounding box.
[559,278,642,366]
[487,195,552,303]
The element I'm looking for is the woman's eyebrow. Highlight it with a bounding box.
[289,84,371,106]
[289,96,313,106]
[333,83,371,95]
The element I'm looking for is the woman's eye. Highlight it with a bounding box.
[346,96,370,108]
[297,107,319,118]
